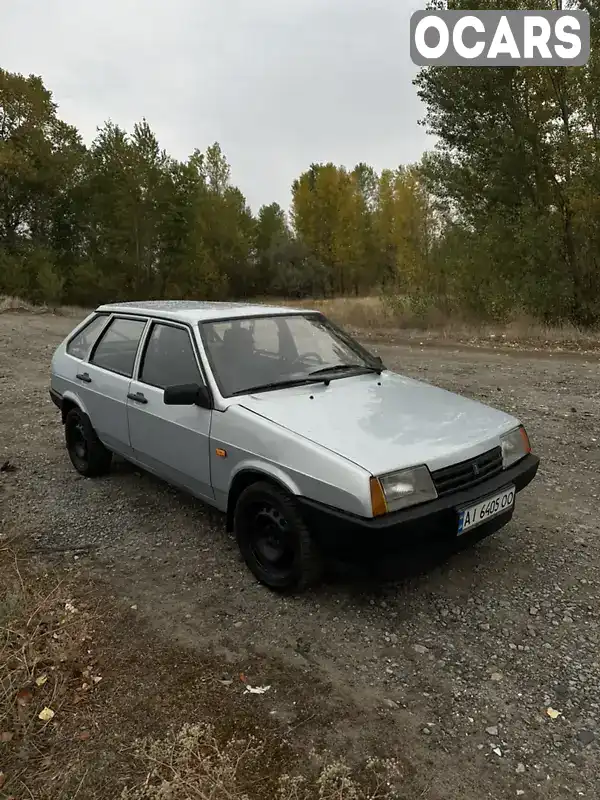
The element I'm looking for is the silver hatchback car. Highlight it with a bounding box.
[49,301,539,591]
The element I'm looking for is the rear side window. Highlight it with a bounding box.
[140,323,202,389]
[66,314,109,360]
[90,317,147,378]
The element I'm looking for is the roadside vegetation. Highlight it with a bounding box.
[1,2,600,330]
[3,292,600,356]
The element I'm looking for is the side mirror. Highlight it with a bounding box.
[163,383,212,409]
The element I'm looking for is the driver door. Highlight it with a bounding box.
[127,320,213,501]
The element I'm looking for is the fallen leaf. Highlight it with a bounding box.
[239,673,247,683]
[0,771,5,789]
[92,676,102,684]
[16,688,33,706]
[220,679,233,687]
[38,707,55,722]
[547,707,562,720]
[77,731,91,741]
[0,732,14,742]
[36,674,48,687]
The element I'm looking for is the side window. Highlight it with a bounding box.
[140,323,202,390]
[66,314,109,360]
[90,317,147,378]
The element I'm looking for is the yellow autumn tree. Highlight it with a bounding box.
[374,165,433,292]
[292,164,368,295]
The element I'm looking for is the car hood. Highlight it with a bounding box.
[237,370,520,475]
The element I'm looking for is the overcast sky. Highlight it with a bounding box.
[0,0,433,212]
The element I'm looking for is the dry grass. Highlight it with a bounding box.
[281,296,387,330]
[0,294,86,317]
[0,538,404,800]
[0,539,102,798]
[0,295,40,313]
[120,723,402,800]
[263,295,600,349]
[4,292,598,350]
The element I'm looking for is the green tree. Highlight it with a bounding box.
[0,68,84,301]
[254,203,291,294]
[415,0,600,324]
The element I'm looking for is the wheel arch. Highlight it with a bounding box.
[60,391,89,425]
[225,466,300,532]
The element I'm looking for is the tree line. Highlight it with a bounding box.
[1,0,599,326]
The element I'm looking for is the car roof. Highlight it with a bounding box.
[95,300,317,324]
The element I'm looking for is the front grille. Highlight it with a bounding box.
[431,447,503,497]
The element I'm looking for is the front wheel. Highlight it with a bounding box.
[233,482,323,592]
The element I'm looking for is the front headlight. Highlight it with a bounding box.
[500,426,531,469]
[370,465,438,516]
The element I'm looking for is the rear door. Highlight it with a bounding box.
[84,315,149,457]
[127,320,213,501]
[53,312,112,402]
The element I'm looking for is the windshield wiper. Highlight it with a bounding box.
[309,361,383,378]
[231,376,332,397]
[231,360,385,397]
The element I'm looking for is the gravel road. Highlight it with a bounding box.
[1,311,599,800]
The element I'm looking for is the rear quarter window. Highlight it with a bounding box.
[66,314,110,360]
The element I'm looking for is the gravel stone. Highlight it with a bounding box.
[577,730,595,746]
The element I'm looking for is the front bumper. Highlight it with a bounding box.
[298,453,540,560]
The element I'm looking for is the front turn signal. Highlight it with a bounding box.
[370,477,388,518]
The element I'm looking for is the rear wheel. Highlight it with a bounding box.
[65,407,112,477]
[233,481,323,592]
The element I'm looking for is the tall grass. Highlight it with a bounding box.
[255,294,599,345]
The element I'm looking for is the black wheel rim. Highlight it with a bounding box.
[247,503,294,576]
[68,420,88,466]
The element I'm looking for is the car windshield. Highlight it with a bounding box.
[200,313,380,397]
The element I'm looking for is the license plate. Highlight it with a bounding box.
[457,486,515,536]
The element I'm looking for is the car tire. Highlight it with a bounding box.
[233,481,323,592]
[65,407,112,477]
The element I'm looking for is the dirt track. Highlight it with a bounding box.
[1,311,600,799]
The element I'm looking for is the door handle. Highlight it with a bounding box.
[127,392,148,405]
[76,372,92,383]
